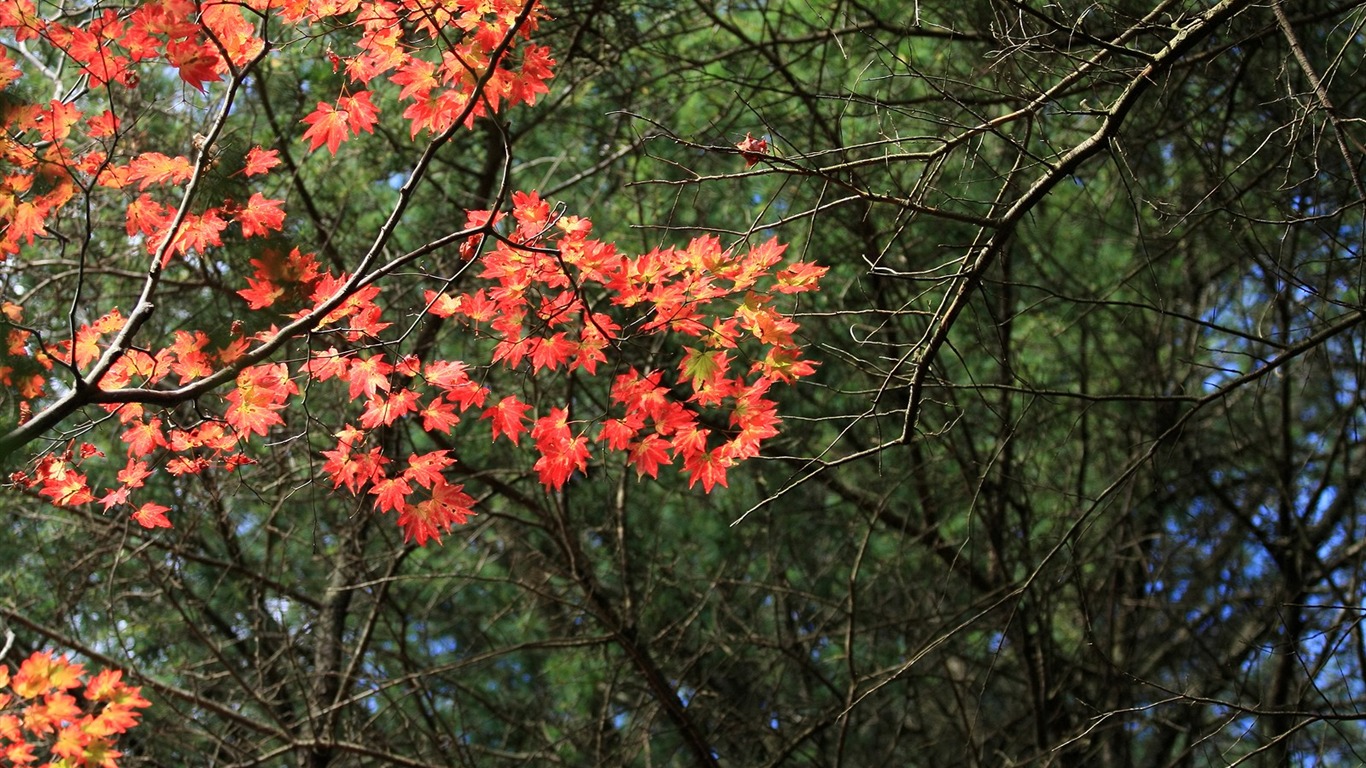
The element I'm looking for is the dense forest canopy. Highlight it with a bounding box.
[2,0,1366,765]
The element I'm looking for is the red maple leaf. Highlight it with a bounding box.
[347,304,392,339]
[533,434,590,490]
[121,418,166,456]
[301,101,351,154]
[507,44,555,106]
[235,193,286,238]
[0,0,813,541]
[359,388,419,429]
[165,329,214,383]
[682,447,731,492]
[482,395,532,445]
[241,146,281,177]
[398,478,474,545]
[628,434,672,479]
[166,456,209,476]
[225,364,296,437]
[224,453,257,472]
[165,208,229,260]
[321,441,387,494]
[237,276,283,310]
[736,133,769,167]
[529,332,576,373]
[419,398,461,434]
[104,348,161,389]
[303,348,350,381]
[347,354,393,400]
[424,289,461,318]
[225,397,283,437]
[369,475,412,514]
[0,0,41,41]
[339,91,379,135]
[301,93,377,155]
[116,458,152,488]
[456,289,498,323]
[402,450,454,489]
[597,417,638,451]
[68,26,131,86]
[201,1,264,66]
[166,38,221,92]
[391,57,438,102]
[670,423,709,458]
[100,485,132,511]
[423,359,470,390]
[395,354,421,377]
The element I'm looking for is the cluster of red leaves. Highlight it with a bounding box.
[0,650,151,767]
[0,0,263,258]
[303,0,554,147]
[7,205,823,543]
[419,191,825,494]
[230,193,824,542]
[0,0,824,546]
[0,0,552,257]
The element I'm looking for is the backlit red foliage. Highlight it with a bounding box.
[0,0,825,546]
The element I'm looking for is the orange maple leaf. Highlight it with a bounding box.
[131,502,172,528]
[12,652,85,698]
[125,152,193,190]
[773,260,828,293]
[8,200,48,245]
[166,38,221,91]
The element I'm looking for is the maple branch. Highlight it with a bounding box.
[0,52,261,464]
[0,2,542,466]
